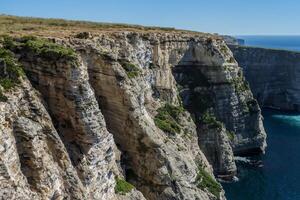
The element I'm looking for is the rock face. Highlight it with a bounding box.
[221,35,245,46]
[173,39,266,157]
[0,30,267,200]
[18,50,118,200]
[230,45,300,112]
[75,33,222,200]
[0,80,87,200]
[0,37,144,200]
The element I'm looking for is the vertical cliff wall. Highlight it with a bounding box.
[0,31,267,200]
[0,46,86,199]
[230,45,300,112]
[0,37,145,200]
[75,33,223,200]
[173,39,266,157]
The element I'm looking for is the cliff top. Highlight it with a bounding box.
[0,15,215,39]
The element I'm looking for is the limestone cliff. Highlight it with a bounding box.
[73,32,223,200]
[0,36,144,200]
[230,45,300,112]
[0,18,266,200]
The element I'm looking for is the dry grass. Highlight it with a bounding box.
[0,14,210,38]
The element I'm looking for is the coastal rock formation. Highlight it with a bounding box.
[173,39,266,157]
[221,35,245,46]
[0,78,87,200]
[0,19,266,200]
[0,37,144,200]
[75,33,222,200]
[230,45,300,112]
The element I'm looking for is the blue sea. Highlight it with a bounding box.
[222,36,300,200]
[236,35,300,51]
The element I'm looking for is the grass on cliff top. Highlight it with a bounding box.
[1,35,77,62]
[0,15,211,38]
[196,167,222,199]
[154,103,184,135]
[115,178,134,195]
[0,47,25,101]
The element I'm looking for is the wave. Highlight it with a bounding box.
[234,156,251,163]
[234,156,263,167]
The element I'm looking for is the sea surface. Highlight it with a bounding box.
[236,35,300,51]
[223,109,300,200]
[223,36,300,200]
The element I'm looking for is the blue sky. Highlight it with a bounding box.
[0,0,298,35]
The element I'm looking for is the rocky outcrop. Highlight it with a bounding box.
[230,45,300,112]
[0,77,87,200]
[221,36,245,46]
[0,37,145,200]
[0,29,267,200]
[173,39,266,159]
[75,33,223,200]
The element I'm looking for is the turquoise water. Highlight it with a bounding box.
[236,35,300,52]
[222,109,300,200]
[222,36,300,199]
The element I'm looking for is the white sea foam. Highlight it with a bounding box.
[232,176,239,182]
[234,156,251,163]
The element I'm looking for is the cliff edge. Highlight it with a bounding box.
[0,15,266,200]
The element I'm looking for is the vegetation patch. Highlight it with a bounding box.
[0,48,24,79]
[154,103,184,135]
[1,35,77,62]
[115,178,134,195]
[120,60,140,78]
[0,15,179,35]
[0,47,24,101]
[100,51,115,62]
[226,130,235,141]
[196,167,222,199]
[231,75,250,93]
[202,112,223,130]
[0,78,15,90]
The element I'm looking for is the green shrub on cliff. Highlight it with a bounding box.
[21,36,77,61]
[202,112,223,130]
[196,167,222,198]
[1,35,19,50]
[226,130,235,141]
[231,76,250,93]
[154,103,184,135]
[120,61,140,78]
[0,47,24,101]
[115,178,134,195]
[0,78,15,90]
[1,35,77,62]
[0,48,24,79]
